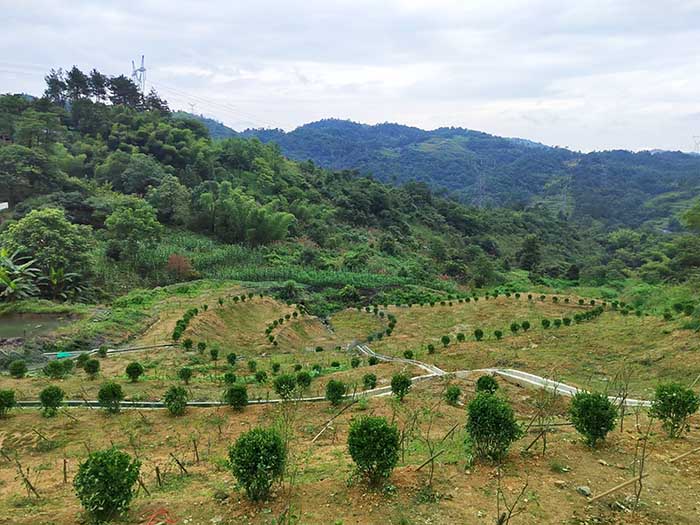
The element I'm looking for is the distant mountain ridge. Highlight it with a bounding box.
[181,114,700,230]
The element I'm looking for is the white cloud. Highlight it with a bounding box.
[1,0,699,151]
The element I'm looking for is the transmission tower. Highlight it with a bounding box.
[131,55,146,93]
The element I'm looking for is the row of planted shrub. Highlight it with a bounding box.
[417,305,608,353]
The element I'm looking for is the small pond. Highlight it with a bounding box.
[0,313,67,339]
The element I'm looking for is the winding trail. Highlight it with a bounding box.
[14,342,652,409]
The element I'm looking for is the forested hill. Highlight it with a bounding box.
[230,119,700,231]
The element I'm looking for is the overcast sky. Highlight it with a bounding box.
[2,0,700,152]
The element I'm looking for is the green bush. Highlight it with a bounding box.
[427,344,435,354]
[296,371,312,390]
[445,385,461,406]
[84,358,100,379]
[73,448,141,522]
[0,389,16,418]
[97,345,108,358]
[403,350,414,359]
[247,360,257,372]
[569,392,617,447]
[456,333,465,342]
[271,362,281,374]
[331,361,341,368]
[210,347,219,361]
[390,373,412,401]
[368,356,379,366]
[466,393,522,461]
[197,341,207,353]
[255,370,268,383]
[76,352,90,369]
[494,330,503,340]
[39,385,64,417]
[347,416,399,486]
[273,374,297,400]
[183,338,193,351]
[226,353,237,366]
[98,382,124,414]
[474,328,484,341]
[229,427,286,501]
[163,386,188,416]
[509,322,520,334]
[541,319,551,329]
[224,384,248,410]
[178,367,193,384]
[521,320,530,331]
[224,371,237,384]
[441,335,450,347]
[125,362,144,382]
[363,373,377,390]
[44,359,68,379]
[325,379,347,405]
[350,357,361,368]
[650,383,700,438]
[476,375,499,394]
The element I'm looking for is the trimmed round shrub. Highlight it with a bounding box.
[562,317,572,326]
[39,385,64,417]
[255,370,268,383]
[363,373,377,390]
[368,356,379,366]
[271,362,281,374]
[226,353,237,366]
[74,448,140,522]
[445,385,461,406]
[182,338,193,351]
[350,357,361,368]
[466,393,522,461]
[456,333,465,342]
[224,384,248,410]
[273,374,297,400]
[247,360,257,373]
[427,344,435,354]
[553,318,562,328]
[331,361,341,368]
[197,341,207,353]
[224,372,237,384]
[178,367,193,385]
[315,346,324,353]
[441,335,450,347]
[84,358,100,379]
[97,345,108,358]
[541,319,551,329]
[125,362,144,382]
[347,416,399,486]
[494,330,503,340]
[476,375,499,394]
[509,322,520,334]
[293,363,303,372]
[210,347,219,361]
[296,371,312,390]
[403,350,414,359]
[44,359,68,379]
[569,392,617,447]
[98,382,124,414]
[76,352,90,369]
[390,373,411,401]
[474,328,484,341]
[650,382,700,438]
[0,389,16,418]
[229,427,286,501]
[325,379,347,405]
[163,386,188,416]
[521,320,530,331]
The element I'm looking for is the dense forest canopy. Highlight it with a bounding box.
[1,65,699,311]
[238,119,700,231]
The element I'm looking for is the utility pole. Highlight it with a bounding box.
[131,55,146,93]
